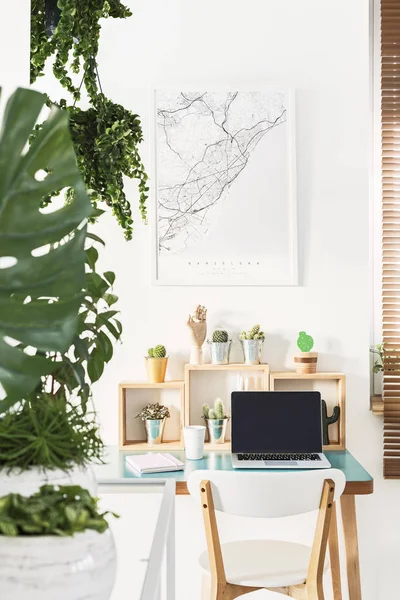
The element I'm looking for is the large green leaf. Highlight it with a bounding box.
[0,88,91,412]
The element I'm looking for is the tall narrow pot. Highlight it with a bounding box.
[145,356,168,383]
[240,339,264,365]
[144,418,167,444]
[205,418,229,444]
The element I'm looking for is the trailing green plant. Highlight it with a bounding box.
[202,398,228,420]
[239,324,265,341]
[0,88,91,414]
[147,345,167,358]
[0,396,103,473]
[0,484,117,537]
[212,330,229,343]
[30,0,149,240]
[136,403,170,421]
[370,343,384,374]
[297,331,314,352]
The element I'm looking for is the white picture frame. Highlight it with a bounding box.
[152,86,297,286]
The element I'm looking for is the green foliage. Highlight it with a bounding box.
[203,398,228,420]
[297,331,314,352]
[0,88,91,413]
[212,330,229,343]
[148,347,154,358]
[153,345,167,358]
[370,343,384,374]
[239,325,265,341]
[0,396,103,473]
[0,484,117,536]
[136,403,170,421]
[30,0,148,240]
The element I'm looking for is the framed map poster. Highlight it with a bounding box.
[153,87,297,286]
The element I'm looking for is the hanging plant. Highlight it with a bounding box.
[30,0,148,240]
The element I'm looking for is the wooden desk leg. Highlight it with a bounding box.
[329,502,342,600]
[340,495,362,600]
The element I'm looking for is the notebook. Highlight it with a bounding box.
[125,453,184,474]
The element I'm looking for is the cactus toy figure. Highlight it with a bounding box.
[212,329,229,343]
[321,399,340,445]
[297,331,314,352]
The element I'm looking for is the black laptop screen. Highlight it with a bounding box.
[231,391,323,454]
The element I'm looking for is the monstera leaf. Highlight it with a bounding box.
[0,88,91,412]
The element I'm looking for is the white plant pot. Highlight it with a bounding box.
[0,465,97,497]
[0,529,116,600]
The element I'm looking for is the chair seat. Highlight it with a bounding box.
[199,539,329,588]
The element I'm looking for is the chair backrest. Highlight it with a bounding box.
[187,469,346,518]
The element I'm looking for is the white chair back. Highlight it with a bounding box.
[187,469,346,518]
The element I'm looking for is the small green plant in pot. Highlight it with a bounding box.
[145,345,169,383]
[294,331,318,373]
[202,399,230,444]
[207,329,232,365]
[239,324,265,364]
[137,403,170,445]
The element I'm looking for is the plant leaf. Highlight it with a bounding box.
[0,88,91,412]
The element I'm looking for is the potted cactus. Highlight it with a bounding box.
[207,329,232,365]
[145,345,168,383]
[239,324,265,364]
[136,403,170,444]
[202,399,230,444]
[294,331,318,373]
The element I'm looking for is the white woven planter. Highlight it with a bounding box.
[0,529,116,600]
[0,465,97,497]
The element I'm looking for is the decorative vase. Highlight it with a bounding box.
[0,465,97,497]
[240,339,264,365]
[208,341,232,365]
[145,356,168,383]
[205,418,229,444]
[144,418,167,444]
[294,351,318,374]
[0,529,116,600]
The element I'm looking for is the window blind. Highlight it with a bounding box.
[381,0,400,478]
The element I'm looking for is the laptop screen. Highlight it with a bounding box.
[231,391,323,454]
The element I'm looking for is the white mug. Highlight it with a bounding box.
[184,425,206,460]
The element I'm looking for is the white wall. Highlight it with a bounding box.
[2,1,397,598]
[0,1,30,98]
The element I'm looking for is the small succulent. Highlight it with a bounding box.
[297,331,314,353]
[147,345,167,358]
[370,343,384,374]
[202,398,228,420]
[239,324,265,341]
[212,329,229,343]
[136,403,170,421]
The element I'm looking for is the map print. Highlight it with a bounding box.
[154,89,297,285]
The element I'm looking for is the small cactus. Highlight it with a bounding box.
[202,398,228,420]
[148,347,154,357]
[297,331,314,352]
[239,324,265,341]
[153,344,167,358]
[321,399,340,445]
[212,329,229,343]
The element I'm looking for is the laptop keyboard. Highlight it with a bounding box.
[237,453,321,461]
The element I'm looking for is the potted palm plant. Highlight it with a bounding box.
[0,87,118,599]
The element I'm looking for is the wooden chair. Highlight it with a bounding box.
[187,469,346,600]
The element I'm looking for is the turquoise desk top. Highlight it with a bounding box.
[96,448,373,495]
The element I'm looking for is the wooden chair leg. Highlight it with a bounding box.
[201,574,211,600]
[328,502,343,600]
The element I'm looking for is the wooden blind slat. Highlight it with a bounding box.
[381,0,400,478]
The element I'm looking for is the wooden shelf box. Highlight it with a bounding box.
[119,381,185,450]
[269,372,346,451]
[184,363,270,450]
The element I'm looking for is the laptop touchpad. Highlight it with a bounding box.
[263,460,298,466]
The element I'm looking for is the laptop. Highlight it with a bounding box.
[231,391,331,469]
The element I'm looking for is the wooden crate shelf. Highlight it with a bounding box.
[269,371,346,451]
[119,381,185,450]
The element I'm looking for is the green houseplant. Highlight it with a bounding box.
[136,403,170,445]
[202,399,229,444]
[239,324,265,365]
[146,344,169,383]
[207,329,232,365]
[30,0,149,240]
[0,88,117,599]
